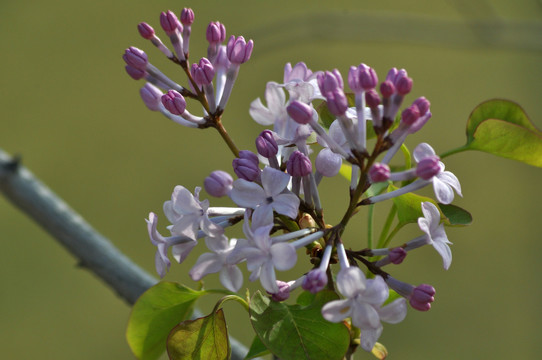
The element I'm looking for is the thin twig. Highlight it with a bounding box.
[0,148,249,360]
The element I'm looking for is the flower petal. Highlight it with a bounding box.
[171,240,197,264]
[220,265,243,292]
[438,170,462,197]
[321,299,353,323]
[171,185,200,214]
[270,243,297,271]
[252,203,274,229]
[432,237,453,270]
[261,167,291,196]
[379,298,407,324]
[337,267,366,298]
[273,192,300,219]
[230,179,266,208]
[259,261,278,293]
[359,325,383,352]
[189,252,222,281]
[361,276,389,306]
[413,143,436,162]
[432,177,455,204]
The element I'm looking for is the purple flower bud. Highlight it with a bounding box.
[160,10,181,35]
[139,83,162,111]
[317,70,343,95]
[409,284,435,311]
[413,97,430,116]
[191,58,215,86]
[395,75,413,95]
[287,151,312,177]
[233,151,260,181]
[226,35,254,64]
[206,21,226,44]
[401,105,420,126]
[365,89,381,108]
[270,281,291,301]
[123,47,148,70]
[369,163,390,182]
[286,100,313,125]
[325,90,348,116]
[302,269,328,294]
[358,63,378,90]
[255,130,278,158]
[315,148,342,177]
[380,80,395,98]
[389,247,407,264]
[161,90,186,116]
[386,67,398,83]
[204,170,233,197]
[125,65,146,80]
[416,156,441,180]
[180,8,195,25]
[348,65,362,92]
[137,22,155,40]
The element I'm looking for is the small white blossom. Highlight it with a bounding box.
[418,201,453,269]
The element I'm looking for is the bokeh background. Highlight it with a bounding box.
[1,0,542,359]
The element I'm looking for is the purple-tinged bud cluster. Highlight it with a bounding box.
[389,247,407,265]
[401,106,421,126]
[232,150,260,181]
[123,47,148,70]
[317,70,343,94]
[140,83,162,111]
[204,170,233,197]
[161,90,186,115]
[270,281,291,302]
[287,151,312,177]
[180,8,195,26]
[191,58,215,86]
[137,22,155,40]
[287,100,313,125]
[380,80,395,98]
[302,269,328,294]
[348,63,378,92]
[226,36,254,64]
[255,130,278,158]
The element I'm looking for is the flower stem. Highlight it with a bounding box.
[439,145,470,159]
[214,119,240,158]
[377,204,397,249]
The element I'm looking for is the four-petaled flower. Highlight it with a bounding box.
[229,166,299,227]
[418,201,453,270]
[321,267,407,352]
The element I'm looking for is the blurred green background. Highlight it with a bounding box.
[1,0,541,359]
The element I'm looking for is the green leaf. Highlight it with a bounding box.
[244,336,270,360]
[250,290,350,360]
[166,309,230,360]
[444,99,542,167]
[389,185,437,226]
[126,282,204,360]
[338,163,352,182]
[438,203,472,226]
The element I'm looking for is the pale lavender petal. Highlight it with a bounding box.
[362,276,389,306]
[146,212,165,246]
[351,301,381,329]
[230,179,266,208]
[379,298,407,324]
[359,325,383,352]
[252,224,273,250]
[417,217,431,238]
[171,185,201,214]
[432,239,453,270]
[261,167,291,196]
[421,202,440,229]
[438,171,462,197]
[259,261,278,293]
[413,143,436,162]
[321,299,353,322]
[433,177,455,204]
[273,193,300,219]
[171,240,197,264]
[249,98,276,125]
[155,249,170,278]
[264,82,286,113]
[252,203,274,229]
[270,243,297,271]
[189,252,223,281]
[170,214,198,239]
[200,216,224,237]
[337,267,366,298]
[220,265,243,292]
[163,200,178,223]
[204,234,229,253]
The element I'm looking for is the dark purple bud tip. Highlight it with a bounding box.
[123,47,148,70]
[226,35,254,64]
[302,269,328,294]
[409,284,436,311]
[389,247,407,264]
[380,80,395,98]
[233,154,260,182]
[359,64,379,90]
[204,170,233,197]
[206,21,226,44]
[317,70,343,95]
[401,105,420,126]
[161,90,186,116]
[255,130,278,158]
[160,10,181,35]
[365,89,381,108]
[395,76,413,95]
[270,281,291,301]
[180,8,195,25]
[416,156,441,180]
[191,57,215,86]
[325,90,348,116]
[413,97,431,116]
[369,163,390,183]
[287,151,312,177]
[287,100,313,124]
[137,22,155,40]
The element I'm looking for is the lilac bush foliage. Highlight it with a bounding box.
[123,7,474,359]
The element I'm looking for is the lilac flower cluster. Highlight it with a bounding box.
[125,7,462,353]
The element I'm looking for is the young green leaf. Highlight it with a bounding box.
[126,282,204,360]
[438,203,473,226]
[244,335,270,360]
[249,290,350,360]
[166,309,230,360]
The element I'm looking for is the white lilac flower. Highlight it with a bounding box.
[189,234,243,292]
[227,223,297,293]
[163,185,224,240]
[321,267,407,352]
[413,143,462,204]
[229,166,299,228]
[146,212,197,277]
[418,201,452,270]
